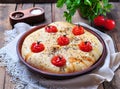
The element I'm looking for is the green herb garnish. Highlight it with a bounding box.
[57,0,113,22]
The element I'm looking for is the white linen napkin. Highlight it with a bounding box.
[0,22,120,89]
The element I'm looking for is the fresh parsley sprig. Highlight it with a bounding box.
[57,0,113,22]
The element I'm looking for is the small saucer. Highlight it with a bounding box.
[9,7,45,27]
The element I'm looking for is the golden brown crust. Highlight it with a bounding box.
[21,21,103,74]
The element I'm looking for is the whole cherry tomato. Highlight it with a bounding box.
[72,25,84,35]
[78,41,92,52]
[51,55,66,67]
[104,19,115,30]
[57,35,69,46]
[93,16,105,26]
[31,41,45,53]
[45,25,58,33]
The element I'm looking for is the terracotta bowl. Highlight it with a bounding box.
[16,24,107,80]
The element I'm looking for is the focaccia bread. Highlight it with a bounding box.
[21,22,103,74]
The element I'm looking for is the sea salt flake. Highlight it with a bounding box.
[31,9,42,15]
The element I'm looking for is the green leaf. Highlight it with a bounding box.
[66,0,72,9]
[96,2,101,9]
[69,8,76,16]
[106,4,113,9]
[64,11,72,22]
[102,0,108,5]
[73,0,81,5]
[56,0,113,22]
[76,0,81,4]
[84,0,92,6]
[66,0,72,6]
[57,0,66,8]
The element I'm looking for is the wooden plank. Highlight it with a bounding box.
[15,4,23,10]
[0,67,6,89]
[72,10,89,24]
[4,73,15,89]
[0,4,16,48]
[52,3,66,22]
[0,4,16,89]
[98,84,104,89]
[52,3,89,24]
[0,0,118,4]
[106,3,120,51]
[103,3,120,89]
[109,0,119,1]
[22,4,34,10]
[0,2,119,89]
[16,3,34,10]
[0,4,16,30]
[0,0,57,3]
[35,3,52,25]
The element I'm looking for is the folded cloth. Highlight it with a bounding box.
[0,22,120,89]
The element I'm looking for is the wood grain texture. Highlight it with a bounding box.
[0,2,120,89]
[22,4,34,9]
[0,0,118,3]
[0,0,57,3]
[0,67,6,89]
[0,4,16,48]
[4,73,15,89]
[103,3,120,89]
[0,4,16,89]
[35,3,52,25]
[51,3,89,24]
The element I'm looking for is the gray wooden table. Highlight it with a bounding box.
[0,2,120,89]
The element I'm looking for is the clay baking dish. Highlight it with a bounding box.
[16,24,107,80]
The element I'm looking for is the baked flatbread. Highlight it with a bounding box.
[21,22,103,74]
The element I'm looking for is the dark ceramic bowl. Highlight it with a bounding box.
[16,24,107,80]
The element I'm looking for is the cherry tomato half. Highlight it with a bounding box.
[72,25,84,35]
[45,25,58,33]
[31,42,45,53]
[78,41,92,52]
[51,55,66,67]
[57,35,69,46]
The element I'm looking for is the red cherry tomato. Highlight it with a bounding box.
[104,19,115,30]
[51,55,66,67]
[45,25,58,33]
[78,41,92,52]
[57,35,69,46]
[72,25,84,35]
[31,42,45,53]
[93,16,105,26]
